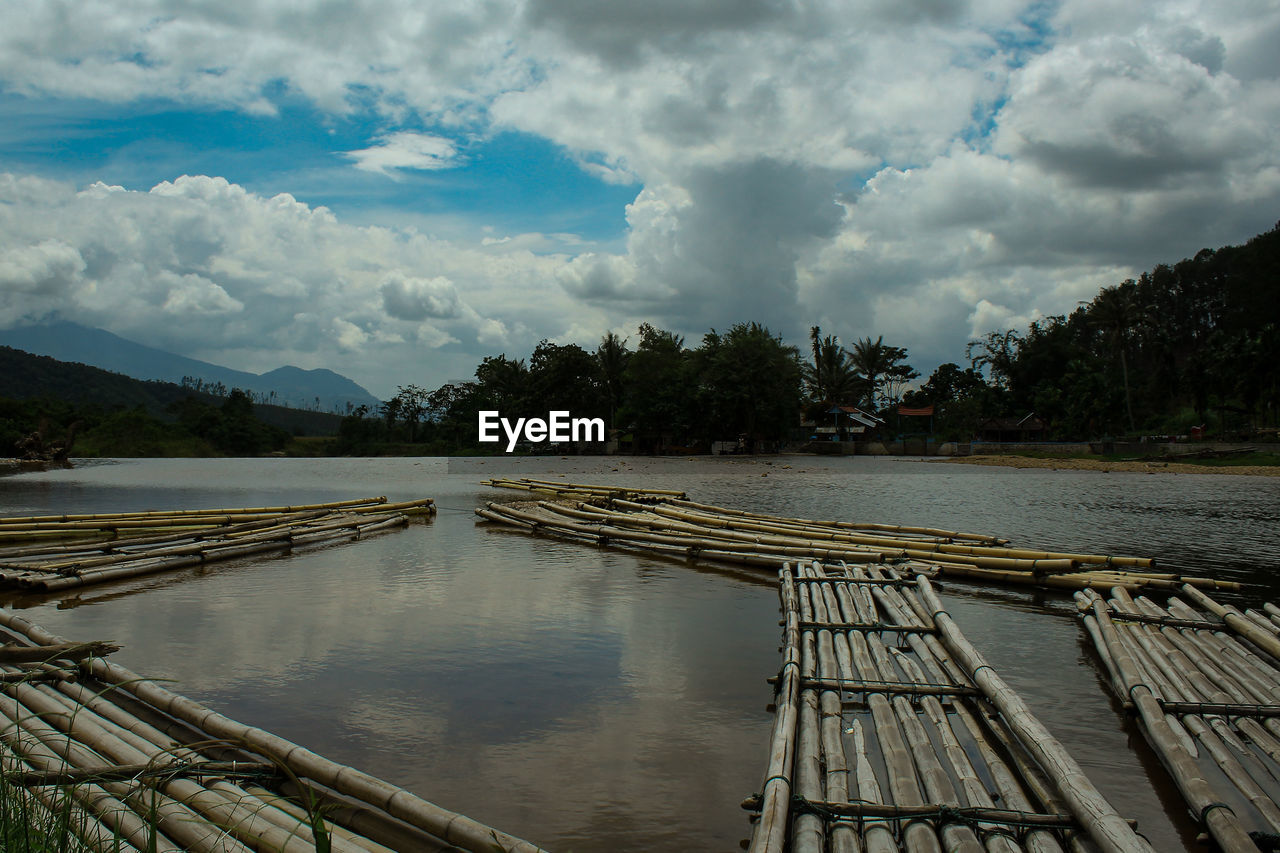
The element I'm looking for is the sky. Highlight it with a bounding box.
[1,0,1278,401]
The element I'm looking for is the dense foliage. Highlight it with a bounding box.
[1,390,292,458]
[952,223,1280,439]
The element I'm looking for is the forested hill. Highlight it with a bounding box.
[959,221,1280,438]
[0,321,381,413]
[0,347,343,437]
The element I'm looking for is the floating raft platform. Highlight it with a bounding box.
[475,487,1235,592]
[0,497,435,592]
[745,561,1154,853]
[1077,585,1280,853]
[480,476,687,501]
[0,609,545,853]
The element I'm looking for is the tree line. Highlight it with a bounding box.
[347,222,1279,453]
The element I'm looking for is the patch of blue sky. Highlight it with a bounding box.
[962,93,1009,150]
[0,92,639,244]
[992,0,1057,67]
[960,3,1055,151]
[834,163,890,200]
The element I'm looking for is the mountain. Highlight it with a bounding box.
[0,321,382,412]
[0,346,346,437]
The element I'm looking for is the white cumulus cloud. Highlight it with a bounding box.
[344,132,463,178]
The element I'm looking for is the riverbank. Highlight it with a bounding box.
[944,453,1280,476]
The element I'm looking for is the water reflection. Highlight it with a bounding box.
[1,456,1277,851]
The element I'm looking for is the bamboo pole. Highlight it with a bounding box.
[1107,595,1280,833]
[482,496,1225,592]
[0,511,334,560]
[918,578,1155,853]
[666,497,1007,544]
[0,690,236,853]
[638,500,1154,568]
[479,503,892,564]
[2,510,414,592]
[747,564,802,853]
[0,611,549,853]
[1078,592,1259,852]
[243,785,401,853]
[0,736,160,853]
[828,569,943,853]
[1182,585,1280,663]
[800,567,858,853]
[0,497,389,526]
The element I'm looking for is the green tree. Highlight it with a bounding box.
[474,355,528,414]
[392,384,429,442]
[848,336,914,411]
[527,340,605,417]
[801,326,863,407]
[1090,283,1140,433]
[596,331,631,429]
[965,329,1021,390]
[696,323,802,450]
[618,324,694,452]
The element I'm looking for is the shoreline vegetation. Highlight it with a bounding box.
[943,451,1280,476]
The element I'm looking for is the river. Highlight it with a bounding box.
[2,455,1278,851]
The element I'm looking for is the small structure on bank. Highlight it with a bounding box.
[977,414,1047,444]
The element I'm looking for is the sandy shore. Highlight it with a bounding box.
[943,454,1280,477]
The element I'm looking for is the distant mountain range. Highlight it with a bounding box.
[0,321,382,412]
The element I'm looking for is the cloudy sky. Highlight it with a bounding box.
[1,0,1277,399]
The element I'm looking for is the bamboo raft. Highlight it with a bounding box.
[0,609,545,852]
[0,497,436,592]
[480,477,687,501]
[475,490,1236,593]
[745,560,1154,853]
[1077,585,1280,853]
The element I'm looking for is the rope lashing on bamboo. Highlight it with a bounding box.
[750,561,1153,853]
[777,796,1086,833]
[794,574,914,586]
[1250,831,1280,852]
[1155,700,1280,719]
[1107,610,1224,629]
[3,760,281,787]
[1201,802,1238,823]
[797,620,936,633]
[1077,586,1271,852]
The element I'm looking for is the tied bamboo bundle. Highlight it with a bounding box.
[474,492,1234,593]
[1077,585,1280,853]
[0,610,548,853]
[0,497,436,592]
[744,561,1154,853]
[481,477,687,500]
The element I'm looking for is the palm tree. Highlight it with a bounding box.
[848,336,895,410]
[802,326,862,404]
[596,331,630,428]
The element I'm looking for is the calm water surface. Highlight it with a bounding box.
[1,456,1278,852]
